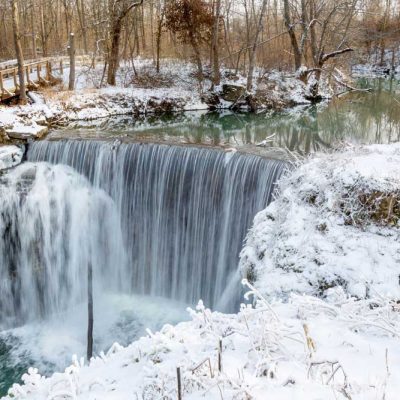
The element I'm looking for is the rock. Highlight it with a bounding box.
[220,84,246,103]
[6,124,48,140]
[244,91,287,112]
[146,97,183,114]
[245,93,261,112]
[222,70,240,81]
[132,97,186,115]
[0,145,24,170]
[0,127,10,143]
[201,92,220,109]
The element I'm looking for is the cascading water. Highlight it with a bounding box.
[0,140,285,395]
[0,162,126,330]
[26,141,286,312]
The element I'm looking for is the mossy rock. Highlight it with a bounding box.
[221,84,246,103]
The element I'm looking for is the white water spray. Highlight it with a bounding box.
[0,162,126,329]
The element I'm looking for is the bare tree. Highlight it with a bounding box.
[247,0,268,91]
[155,0,165,73]
[30,0,38,59]
[68,32,76,90]
[282,0,357,98]
[283,0,302,71]
[211,0,222,87]
[11,0,27,104]
[75,0,89,54]
[165,0,214,85]
[107,0,144,86]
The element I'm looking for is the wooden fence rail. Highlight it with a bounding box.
[0,55,101,102]
[0,59,61,102]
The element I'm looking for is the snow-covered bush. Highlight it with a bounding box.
[240,143,400,300]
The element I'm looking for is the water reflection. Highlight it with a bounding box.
[49,78,400,155]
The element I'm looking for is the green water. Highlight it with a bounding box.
[47,78,400,155]
[0,336,33,396]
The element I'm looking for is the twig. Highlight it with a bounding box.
[218,339,222,373]
[177,367,182,400]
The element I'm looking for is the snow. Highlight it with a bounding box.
[6,122,48,140]
[1,293,189,386]
[351,49,400,79]
[4,282,400,400]
[240,143,400,300]
[0,145,23,170]
[0,106,49,140]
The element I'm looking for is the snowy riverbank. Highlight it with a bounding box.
[0,59,336,142]
[3,143,400,400]
[351,48,400,79]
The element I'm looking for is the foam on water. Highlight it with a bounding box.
[0,292,188,394]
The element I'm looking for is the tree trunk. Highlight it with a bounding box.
[308,68,322,100]
[40,2,48,57]
[76,0,88,54]
[283,0,302,71]
[106,0,144,86]
[155,6,165,73]
[87,261,93,361]
[11,0,27,105]
[247,0,268,91]
[190,34,204,86]
[30,0,37,59]
[68,33,76,90]
[309,0,319,66]
[107,20,122,86]
[211,0,222,88]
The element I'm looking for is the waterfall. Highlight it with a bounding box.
[0,162,126,330]
[26,141,285,312]
[13,141,285,317]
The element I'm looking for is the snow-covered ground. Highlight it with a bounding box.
[0,100,51,141]
[3,143,400,400]
[351,48,400,79]
[4,281,400,400]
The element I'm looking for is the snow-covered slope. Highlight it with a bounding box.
[240,143,400,300]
